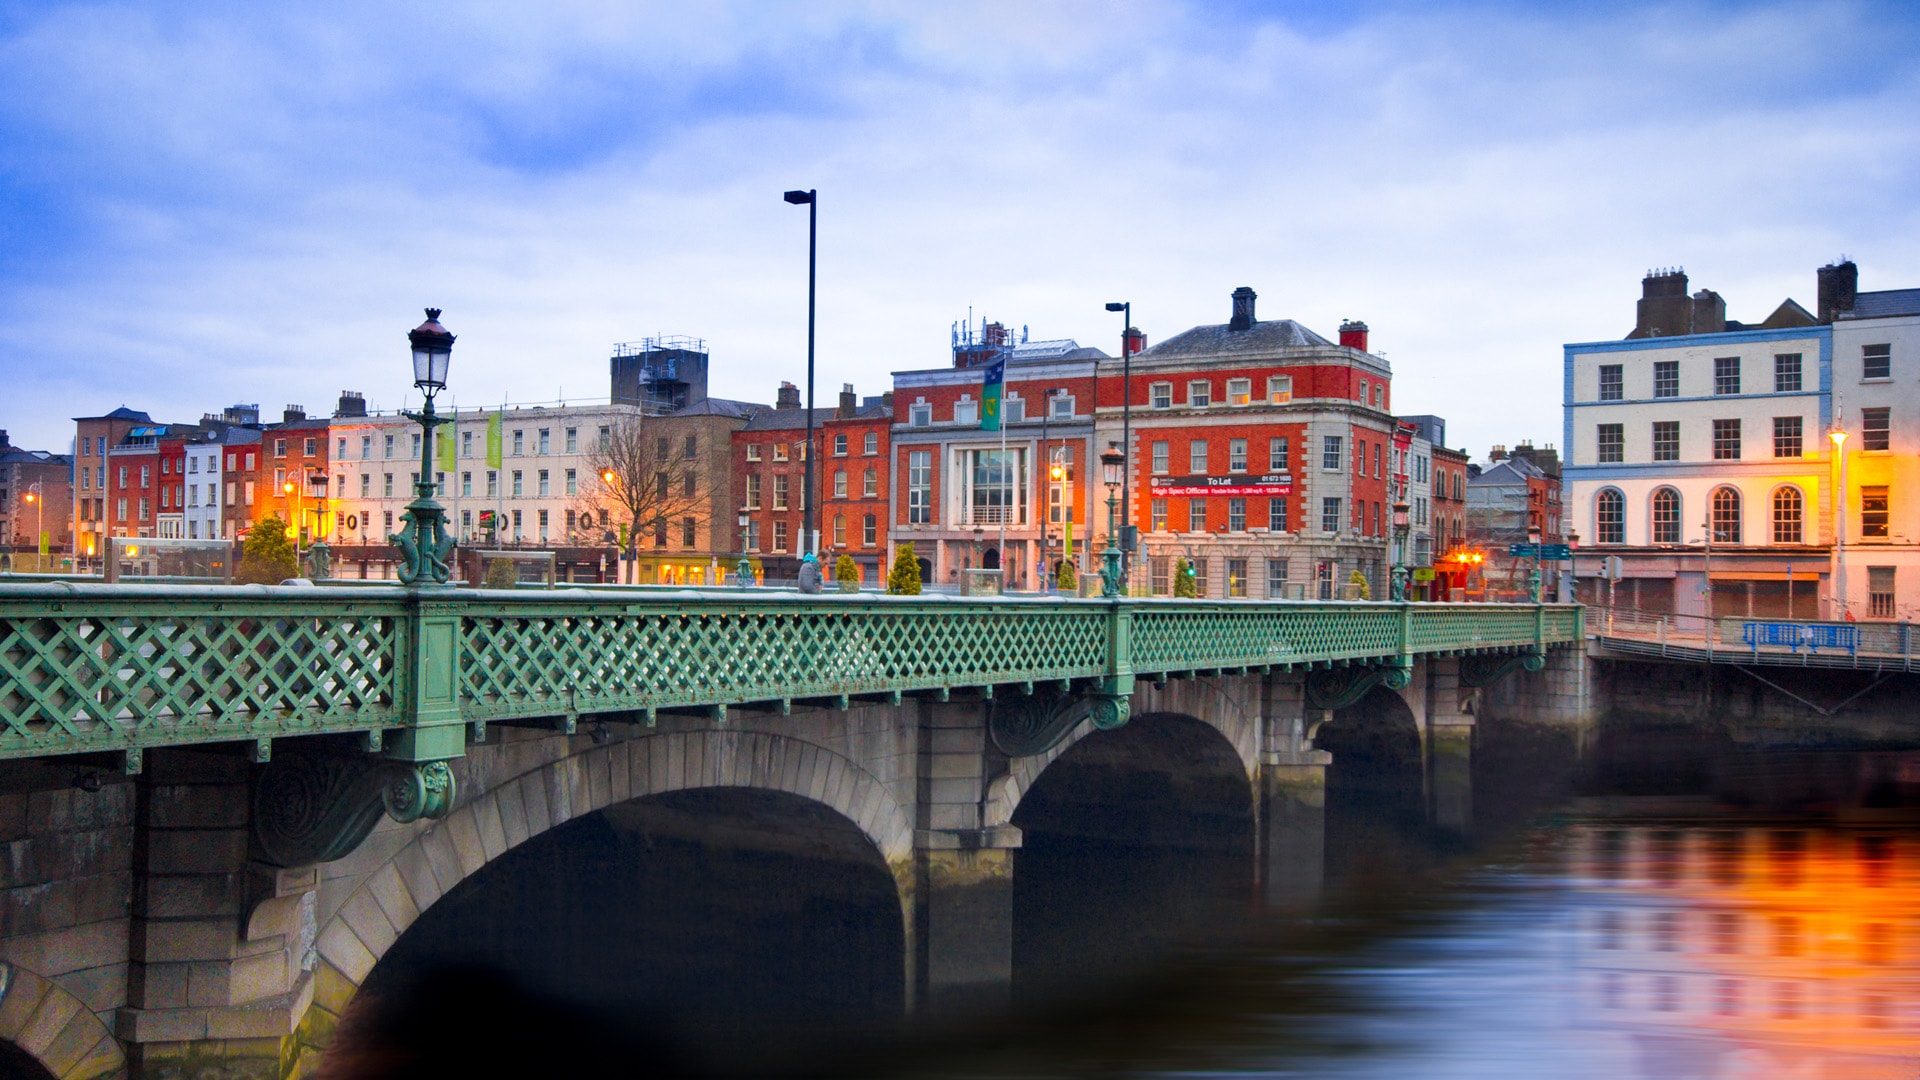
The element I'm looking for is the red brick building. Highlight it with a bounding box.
[734,384,811,580]
[818,384,892,585]
[72,406,154,563]
[255,406,332,542]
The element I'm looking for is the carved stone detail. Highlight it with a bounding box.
[1304,663,1409,711]
[1458,650,1546,689]
[254,753,458,867]
[989,690,1132,758]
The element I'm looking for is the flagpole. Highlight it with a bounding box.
[999,408,1008,588]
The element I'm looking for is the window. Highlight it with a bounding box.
[1772,487,1803,544]
[745,474,762,510]
[1152,441,1170,474]
[537,470,549,497]
[1266,558,1289,598]
[1862,407,1890,451]
[772,443,788,462]
[1229,439,1248,472]
[864,432,878,455]
[1712,419,1741,460]
[1714,357,1740,395]
[1188,497,1207,532]
[1355,438,1366,474]
[486,471,497,497]
[1711,486,1742,544]
[834,434,848,456]
[910,403,931,426]
[1268,496,1288,532]
[1654,360,1679,398]
[908,450,932,524]
[1648,420,1679,462]
[1864,343,1891,380]
[1188,380,1212,408]
[1598,364,1623,401]
[512,430,523,456]
[1595,489,1624,544]
[511,471,523,497]
[359,474,371,498]
[565,428,577,453]
[834,470,848,498]
[1003,397,1024,424]
[954,399,978,425]
[1191,557,1209,597]
[1358,379,1369,404]
[1373,443,1383,477]
[1597,424,1624,463]
[1322,435,1343,472]
[863,468,878,498]
[272,438,287,459]
[1226,558,1248,597]
[746,519,761,551]
[1862,485,1890,539]
[1227,498,1246,531]
[1773,416,1803,458]
[1227,378,1251,406]
[862,513,877,546]
[833,514,846,546]
[746,444,762,462]
[1050,394,1074,419]
[598,425,611,451]
[1269,437,1289,471]
[1267,375,1293,404]
[1150,498,1167,532]
[684,436,697,460]
[1321,497,1342,533]
[1870,567,1896,618]
[383,473,394,497]
[1774,353,1802,392]
[1653,488,1681,544]
[773,475,789,510]
[773,520,789,552]
[533,429,548,455]
[564,469,576,496]
[410,433,422,459]
[1189,440,1209,474]
[1150,556,1170,595]
[1150,382,1173,409]
[335,437,346,459]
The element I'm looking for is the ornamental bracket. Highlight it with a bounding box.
[988,688,1131,758]
[253,752,457,868]
[1304,661,1412,711]
[1458,650,1547,689]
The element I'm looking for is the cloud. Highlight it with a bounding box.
[1,0,1918,458]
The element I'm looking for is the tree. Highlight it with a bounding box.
[483,557,518,590]
[580,416,709,581]
[887,543,922,595]
[237,516,298,584]
[834,553,860,592]
[1348,568,1371,600]
[1055,560,1077,593]
[1173,557,1198,598]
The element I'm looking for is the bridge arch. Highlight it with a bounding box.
[0,962,125,1079]
[299,730,912,1066]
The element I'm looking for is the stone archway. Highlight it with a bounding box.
[1316,684,1427,882]
[293,730,912,1072]
[0,962,125,1079]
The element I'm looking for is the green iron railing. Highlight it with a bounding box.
[0,583,1579,764]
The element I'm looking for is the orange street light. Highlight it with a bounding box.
[601,469,616,486]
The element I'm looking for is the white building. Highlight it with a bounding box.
[182,436,225,540]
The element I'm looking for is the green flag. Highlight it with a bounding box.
[437,424,456,473]
[980,358,1005,432]
[486,410,503,468]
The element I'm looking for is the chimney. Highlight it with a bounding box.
[1490,444,1507,462]
[1338,320,1370,352]
[1123,327,1147,356]
[0,430,9,452]
[334,390,368,418]
[1818,259,1858,322]
[881,390,894,409]
[282,405,306,423]
[776,382,801,410]
[1228,287,1257,332]
[838,383,857,419]
[1634,268,1691,338]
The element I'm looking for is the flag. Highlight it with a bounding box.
[436,425,455,473]
[980,358,1005,431]
[1063,517,1073,561]
[486,410,503,468]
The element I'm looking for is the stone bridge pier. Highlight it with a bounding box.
[0,652,1581,1079]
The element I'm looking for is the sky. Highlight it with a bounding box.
[4,0,1919,458]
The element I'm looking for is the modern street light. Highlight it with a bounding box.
[1104,302,1134,582]
[784,188,819,559]
[391,308,457,586]
[1100,442,1125,597]
[21,482,42,572]
[1832,426,1849,618]
[1037,387,1064,590]
[1391,498,1410,600]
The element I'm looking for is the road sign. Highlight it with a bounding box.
[1413,567,1436,581]
[1508,543,1572,560]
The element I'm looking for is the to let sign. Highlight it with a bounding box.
[1149,473,1293,497]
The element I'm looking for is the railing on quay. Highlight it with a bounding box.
[1590,605,1918,670]
[0,582,1580,765]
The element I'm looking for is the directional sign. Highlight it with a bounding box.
[1508,543,1573,560]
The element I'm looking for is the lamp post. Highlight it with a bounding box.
[1831,427,1849,619]
[1565,529,1580,605]
[1104,302,1133,582]
[737,507,752,586]
[391,308,456,586]
[1391,498,1410,600]
[1527,524,1543,603]
[1100,442,1125,597]
[1038,387,1063,591]
[22,482,42,572]
[282,477,303,570]
[783,188,818,559]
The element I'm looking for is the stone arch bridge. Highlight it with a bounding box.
[0,584,1581,1078]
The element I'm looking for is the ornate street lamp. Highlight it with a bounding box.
[737,508,753,586]
[1527,524,1544,603]
[1104,302,1135,580]
[1100,442,1125,597]
[1390,498,1411,600]
[391,308,457,586]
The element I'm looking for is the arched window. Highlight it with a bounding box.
[1711,486,1742,544]
[1652,488,1681,545]
[832,513,846,546]
[1772,486,1803,544]
[1595,489,1625,544]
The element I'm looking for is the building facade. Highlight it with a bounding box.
[0,432,73,568]
[819,385,893,585]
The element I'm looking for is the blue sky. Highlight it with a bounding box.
[4,1,1919,457]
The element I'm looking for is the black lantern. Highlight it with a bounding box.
[1100,442,1125,490]
[408,308,455,393]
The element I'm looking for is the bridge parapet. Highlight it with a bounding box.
[0,583,1580,768]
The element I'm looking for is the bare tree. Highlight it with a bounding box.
[576,415,708,582]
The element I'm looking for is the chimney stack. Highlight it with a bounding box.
[1818,259,1859,322]
[776,382,801,410]
[838,383,857,419]
[282,405,306,423]
[0,430,10,452]
[334,391,368,418]
[1123,327,1147,356]
[1338,320,1370,352]
[1228,287,1257,332]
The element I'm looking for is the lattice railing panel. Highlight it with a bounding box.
[0,600,399,753]
[1403,605,1542,652]
[459,601,1111,718]
[1130,604,1405,671]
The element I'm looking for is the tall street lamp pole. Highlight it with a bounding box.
[1100,442,1125,597]
[393,308,457,587]
[1105,302,1132,582]
[1832,426,1849,618]
[784,189,819,558]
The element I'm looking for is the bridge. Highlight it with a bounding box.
[0,585,1580,1079]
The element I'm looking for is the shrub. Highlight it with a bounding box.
[886,543,922,595]
[236,516,298,584]
[1055,560,1077,592]
[834,553,860,592]
[484,557,518,590]
[1172,557,1198,598]
[1349,569,1371,600]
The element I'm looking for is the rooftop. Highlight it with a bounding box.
[1139,318,1337,360]
[1841,288,1920,320]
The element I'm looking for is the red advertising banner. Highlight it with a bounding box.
[1149,474,1293,497]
